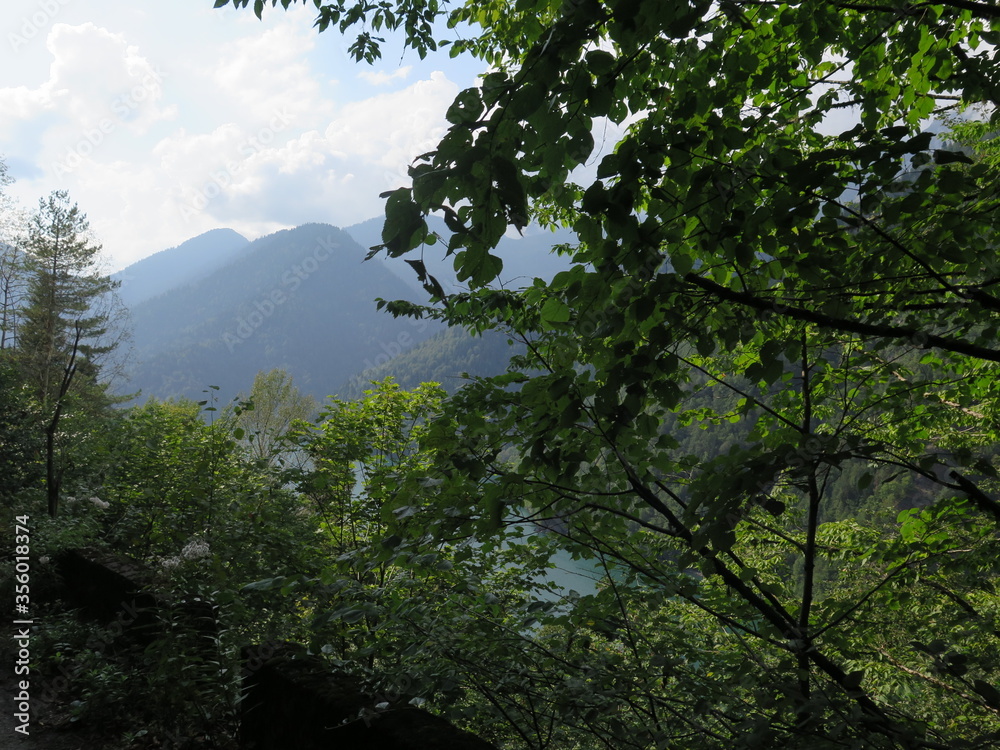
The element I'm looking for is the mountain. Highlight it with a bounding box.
[119,223,442,404]
[117,215,578,405]
[340,326,524,399]
[113,228,250,307]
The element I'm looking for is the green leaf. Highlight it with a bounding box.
[933,149,973,165]
[586,50,616,75]
[445,87,484,125]
[242,577,282,592]
[540,297,572,325]
[334,607,365,624]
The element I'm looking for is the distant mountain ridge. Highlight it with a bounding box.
[340,326,524,400]
[113,228,249,307]
[119,223,441,403]
[116,218,574,405]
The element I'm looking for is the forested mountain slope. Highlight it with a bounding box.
[119,223,442,402]
[340,326,525,398]
[113,228,249,308]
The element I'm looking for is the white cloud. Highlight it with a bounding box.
[325,71,457,170]
[212,22,333,128]
[0,21,173,182]
[0,2,481,271]
[358,65,413,86]
[44,22,170,130]
[173,70,460,235]
[0,84,56,130]
[65,69,462,268]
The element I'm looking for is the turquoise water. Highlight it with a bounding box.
[537,547,606,599]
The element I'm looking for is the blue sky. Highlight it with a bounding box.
[1,0,485,271]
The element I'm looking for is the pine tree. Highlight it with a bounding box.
[18,191,117,402]
[16,190,121,515]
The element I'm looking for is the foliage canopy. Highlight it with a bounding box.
[207,0,1000,745]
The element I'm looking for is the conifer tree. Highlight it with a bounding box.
[17,190,121,515]
[17,191,117,403]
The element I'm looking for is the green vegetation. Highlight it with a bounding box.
[221,0,1000,746]
[0,189,125,517]
[340,326,525,398]
[223,367,317,467]
[5,0,1000,748]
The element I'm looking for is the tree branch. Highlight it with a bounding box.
[684,274,1000,363]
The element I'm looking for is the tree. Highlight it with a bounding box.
[0,160,37,502]
[225,368,316,467]
[17,190,123,516]
[0,158,27,350]
[287,377,442,553]
[101,398,321,581]
[219,1,1000,746]
[0,351,43,504]
[273,378,597,747]
[18,191,119,403]
[0,242,27,350]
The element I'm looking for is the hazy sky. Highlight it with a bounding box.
[1,0,483,271]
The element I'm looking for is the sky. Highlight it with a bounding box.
[0,0,484,271]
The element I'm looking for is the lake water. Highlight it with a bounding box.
[538,547,606,599]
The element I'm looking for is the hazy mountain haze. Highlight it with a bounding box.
[118,223,442,403]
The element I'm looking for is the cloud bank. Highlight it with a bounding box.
[0,3,473,270]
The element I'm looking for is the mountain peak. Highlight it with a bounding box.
[120,224,441,403]
[114,229,250,306]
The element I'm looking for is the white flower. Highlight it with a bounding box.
[39,556,51,565]
[181,540,211,560]
[161,556,181,570]
[89,496,110,509]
